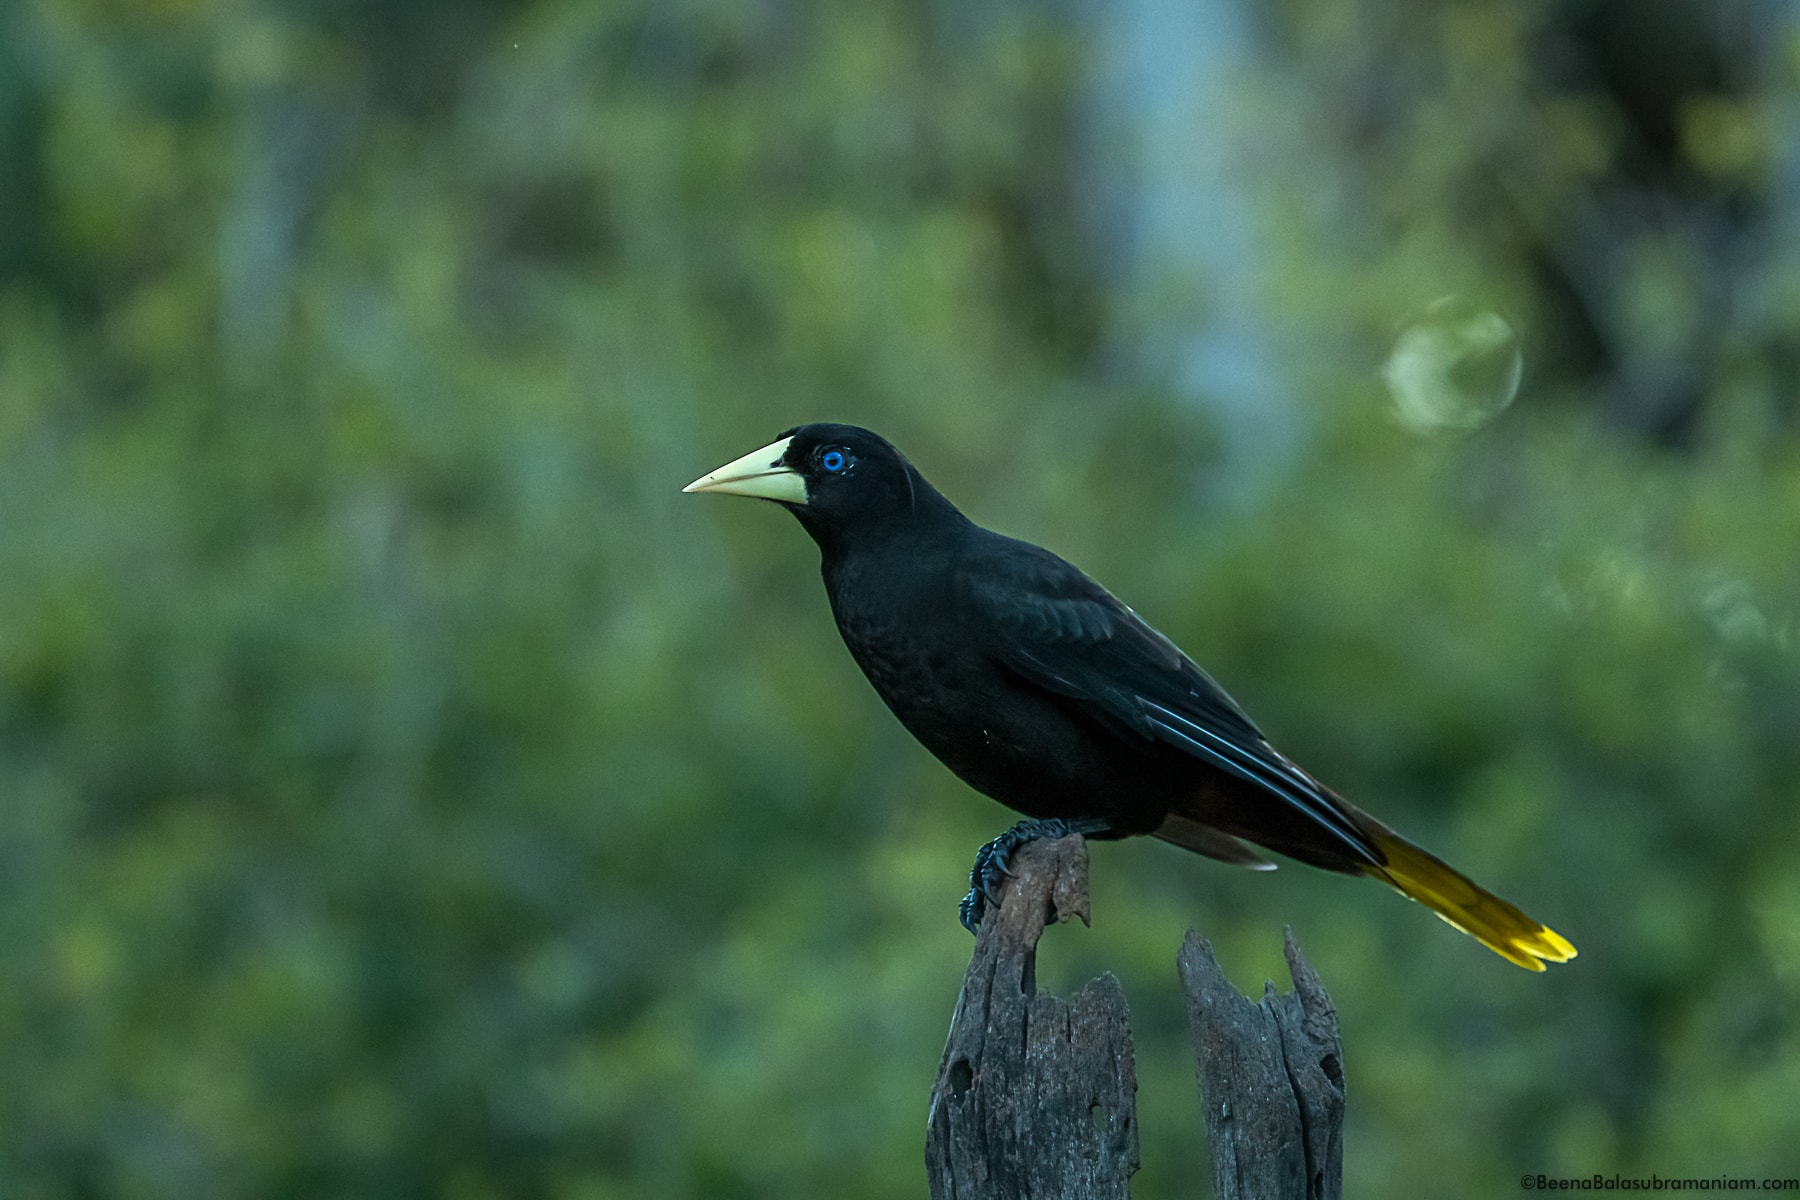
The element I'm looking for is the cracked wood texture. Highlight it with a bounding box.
[926,836,1139,1200]
[1177,927,1345,1200]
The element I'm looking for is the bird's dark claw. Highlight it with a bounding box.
[958,889,982,934]
[958,817,1107,934]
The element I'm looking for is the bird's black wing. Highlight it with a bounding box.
[961,536,1376,863]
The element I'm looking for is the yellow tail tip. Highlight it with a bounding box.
[1428,909,1578,972]
[1365,832,1577,972]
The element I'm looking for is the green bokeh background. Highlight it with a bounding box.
[2,1,1797,1196]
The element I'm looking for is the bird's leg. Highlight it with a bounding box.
[959,817,1110,934]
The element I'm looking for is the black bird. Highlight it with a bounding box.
[685,424,1575,970]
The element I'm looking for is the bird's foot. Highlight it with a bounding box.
[959,817,1109,934]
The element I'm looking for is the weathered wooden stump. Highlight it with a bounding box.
[925,836,1139,1199]
[1179,928,1346,1200]
[925,834,1345,1200]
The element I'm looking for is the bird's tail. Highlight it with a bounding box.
[1360,825,1576,972]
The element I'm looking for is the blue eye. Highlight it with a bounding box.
[821,449,846,473]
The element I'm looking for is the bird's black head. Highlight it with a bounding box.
[684,423,962,551]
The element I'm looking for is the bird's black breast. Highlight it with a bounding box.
[821,538,1179,833]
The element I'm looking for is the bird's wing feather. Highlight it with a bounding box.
[962,537,1375,863]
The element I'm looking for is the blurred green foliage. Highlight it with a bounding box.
[2,0,1798,1196]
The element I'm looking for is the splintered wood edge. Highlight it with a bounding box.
[984,836,1092,943]
[1044,836,1091,927]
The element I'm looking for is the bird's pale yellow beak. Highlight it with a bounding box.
[682,436,807,504]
